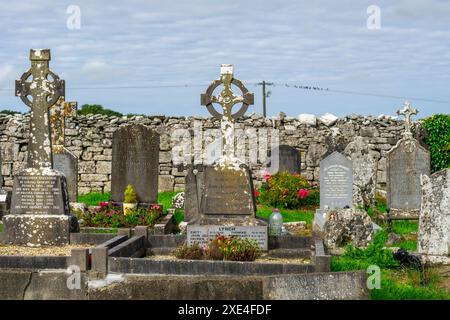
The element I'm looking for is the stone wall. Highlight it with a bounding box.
[0,113,426,196]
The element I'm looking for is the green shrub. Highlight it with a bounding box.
[0,109,22,115]
[221,237,262,261]
[124,184,137,203]
[77,104,123,117]
[173,243,204,260]
[423,114,450,173]
[258,171,319,209]
[74,202,162,228]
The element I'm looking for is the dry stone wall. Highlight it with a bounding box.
[0,113,427,197]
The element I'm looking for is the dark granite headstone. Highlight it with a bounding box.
[201,165,256,216]
[53,149,78,203]
[320,151,353,210]
[387,137,430,218]
[111,125,160,204]
[270,145,301,174]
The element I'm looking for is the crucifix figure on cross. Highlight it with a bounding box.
[396,100,418,136]
[15,49,65,169]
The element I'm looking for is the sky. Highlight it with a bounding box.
[0,0,449,118]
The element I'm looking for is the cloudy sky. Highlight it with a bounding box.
[0,0,449,118]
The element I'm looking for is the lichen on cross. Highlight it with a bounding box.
[15,49,65,169]
[396,101,418,136]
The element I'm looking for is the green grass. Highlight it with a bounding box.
[158,191,179,213]
[256,206,314,224]
[173,210,185,225]
[78,192,110,206]
[391,220,419,235]
[0,223,3,233]
[397,239,418,251]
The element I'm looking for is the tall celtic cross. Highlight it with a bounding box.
[50,96,77,153]
[201,65,253,161]
[15,49,65,168]
[201,64,254,122]
[396,101,418,136]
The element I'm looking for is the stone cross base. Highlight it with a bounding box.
[388,208,419,220]
[2,214,79,246]
[419,254,450,266]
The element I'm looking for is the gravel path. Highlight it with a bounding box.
[0,244,93,256]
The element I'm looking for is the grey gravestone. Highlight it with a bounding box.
[183,165,204,222]
[418,169,450,264]
[53,149,78,203]
[3,49,78,246]
[320,151,353,210]
[111,125,160,204]
[386,138,430,218]
[270,145,301,174]
[0,148,11,219]
[200,164,256,216]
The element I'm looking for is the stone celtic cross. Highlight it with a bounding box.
[15,49,65,168]
[396,101,418,136]
[50,96,77,153]
[201,64,254,121]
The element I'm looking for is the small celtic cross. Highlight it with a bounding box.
[201,64,254,121]
[15,49,65,168]
[396,101,418,136]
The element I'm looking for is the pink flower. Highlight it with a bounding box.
[99,201,109,208]
[262,171,271,181]
[150,204,161,210]
[297,189,309,199]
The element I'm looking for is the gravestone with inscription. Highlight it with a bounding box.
[269,145,301,174]
[111,124,160,205]
[53,149,78,203]
[3,49,78,246]
[50,97,78,202]
[187,65,267,250]
[313,151,353,232]
[386,102,430,219]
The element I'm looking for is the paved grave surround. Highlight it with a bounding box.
[110,124,160,204]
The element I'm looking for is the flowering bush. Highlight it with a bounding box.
[75,202,162,228]
[173,235,262,262]
[171,192,185,209]
[258,171,319,209]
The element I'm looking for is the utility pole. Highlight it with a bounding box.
[262,80,267,117]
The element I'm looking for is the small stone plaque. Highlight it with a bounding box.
[387,138,430,217]
[320,151,353,210]
[200,165,255,215]
[53,149,78,203]
[10,169,69,215]
[111,125,160,204]
[187,225,268,250]
[270,145,301,174]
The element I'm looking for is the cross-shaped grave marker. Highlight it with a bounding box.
[15,49,65,168]
[396,101,418,136]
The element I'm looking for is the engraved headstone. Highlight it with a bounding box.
[53,149,78,203]
[111,124,160,204]
[418,169,450,265]
[3,49,78,246]
[187,65,267,250]
[320,151,353,210]
[386,102,430,219]
[270,145,301,174]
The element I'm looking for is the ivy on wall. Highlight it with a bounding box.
[422,114,450,173]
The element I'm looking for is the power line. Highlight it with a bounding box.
[1,81,449,104]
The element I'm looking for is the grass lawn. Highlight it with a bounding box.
[0,223,3,233]
[256,206,314,224]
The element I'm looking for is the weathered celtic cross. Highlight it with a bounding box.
[201,64,254,160]
[15,49,65,168]
[50,96,77,153]
[396,101,418,137]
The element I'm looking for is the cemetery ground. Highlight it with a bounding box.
[1,189,447,300]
